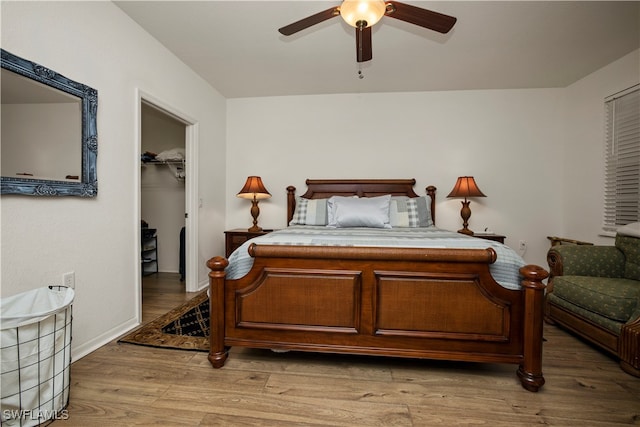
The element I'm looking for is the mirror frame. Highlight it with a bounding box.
[1,49,98,197]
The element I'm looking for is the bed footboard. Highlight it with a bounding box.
[207,245,547,392]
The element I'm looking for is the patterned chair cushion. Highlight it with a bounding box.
[552,275,639,323]
[548,293,623,334]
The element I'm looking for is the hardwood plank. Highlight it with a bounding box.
[141,272,195,322]
[53,400,206,426]
[223,349,396,382]
[152,386,412,427]
[199,413,328,426]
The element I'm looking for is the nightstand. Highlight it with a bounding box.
[224,229,274,257]
[472,233,506,244]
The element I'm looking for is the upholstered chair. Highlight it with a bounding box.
[545,222,640,377]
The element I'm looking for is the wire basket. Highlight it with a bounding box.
[1,286,74,426]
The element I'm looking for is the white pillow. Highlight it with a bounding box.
[329,195,392,228]
[327,196,358,226]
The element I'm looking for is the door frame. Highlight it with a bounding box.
[135,90,200,321]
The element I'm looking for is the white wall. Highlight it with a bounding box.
[0,1,227,360]
[141,165,185,273]
[226,89,566,269]
[562,49,640,244]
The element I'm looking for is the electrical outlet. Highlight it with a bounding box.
[518,240,527,255]
[63,271,75,289]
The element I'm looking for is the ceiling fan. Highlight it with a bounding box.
[278,0,457,63]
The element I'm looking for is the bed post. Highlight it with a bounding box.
[517,264,548,392]
[207,256,229,368]
[426,185,436,225]
[286,185,296,225]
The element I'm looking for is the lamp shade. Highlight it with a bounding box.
[447,176,486,199]
[237,176,271,200]
[340,0,386,28]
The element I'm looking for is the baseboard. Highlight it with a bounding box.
[71,317,140,362]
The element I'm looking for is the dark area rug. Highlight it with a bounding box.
[118,291,209,351]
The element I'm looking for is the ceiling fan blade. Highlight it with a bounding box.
[356,26,373,63]
[278,6,341,36]
[385,1,457,34]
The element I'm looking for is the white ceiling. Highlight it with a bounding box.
[115,1,640,99]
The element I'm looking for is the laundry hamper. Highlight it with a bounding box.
[1,286,74,426]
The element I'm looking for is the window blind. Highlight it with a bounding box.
[603,84,640,233]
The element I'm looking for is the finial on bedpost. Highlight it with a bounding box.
[207,256,228,276]
[426,186,437,226]
[207,256,229,368]
[287,185,296,225]
[517,264,548,392]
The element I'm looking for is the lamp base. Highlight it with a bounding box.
[247,198,263,233]
[458,200,474,236]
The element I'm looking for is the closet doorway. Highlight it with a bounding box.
[138,95,199,320]
[141,102,185,279]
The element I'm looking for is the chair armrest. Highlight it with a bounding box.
[627,303,640,325]
[547,245,626,278]
[547,236,593,246]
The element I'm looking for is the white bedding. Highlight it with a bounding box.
[225,225,526,290]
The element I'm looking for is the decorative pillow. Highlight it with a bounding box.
[289,197,328,226]
[329,195,392,228]
[327,196,358,226]
[389,196,433,227]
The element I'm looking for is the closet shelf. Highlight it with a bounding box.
[141,228,158,276]
[141,159,184,165]
[141,159,185,181]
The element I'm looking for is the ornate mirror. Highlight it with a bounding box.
[1,49,98,196]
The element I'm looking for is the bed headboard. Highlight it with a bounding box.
[286,179,437,225]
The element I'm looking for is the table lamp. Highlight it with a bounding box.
[447,176,486,235]
[237,176,271,232]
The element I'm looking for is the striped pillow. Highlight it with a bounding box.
[389,196,433,228]
[289,197,328,225]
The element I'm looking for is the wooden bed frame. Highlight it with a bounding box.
[207,179,548,391]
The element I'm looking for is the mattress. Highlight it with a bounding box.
[225,225,526,290]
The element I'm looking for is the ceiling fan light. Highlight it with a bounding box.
[340,0,386,28]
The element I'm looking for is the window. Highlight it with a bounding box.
[603,84,640,233]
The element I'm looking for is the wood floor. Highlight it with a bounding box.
[50,273,640,426]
